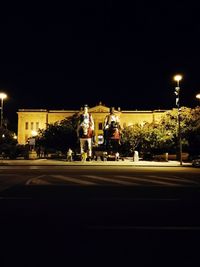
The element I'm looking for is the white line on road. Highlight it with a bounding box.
[81,175,139,185]
[116,175,181,186]
[51,175,97,185]
[26,175,51,185]
[146,175,198,184]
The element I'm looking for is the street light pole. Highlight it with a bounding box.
[0,93,7,128]
[174,75,183,166]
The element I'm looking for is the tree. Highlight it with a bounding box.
[187,106,200,156]
[120,124,143,156]
[160,107,200,155]
[120,107,199,157]
[0,127,18,158]
[37,113,79,153]
[141,122,175,154]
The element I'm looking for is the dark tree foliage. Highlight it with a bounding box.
[121,107,200,157]
[37,113,79,153]
[0,127,18,158]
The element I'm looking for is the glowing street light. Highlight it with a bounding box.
[196,93,200,100]
[173,74,183,166]
[174,74,182,85]
[0,93,7,128]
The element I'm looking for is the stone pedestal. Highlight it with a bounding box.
[133,151,139,162]
[163,152,168,162]
[28,150,38,159]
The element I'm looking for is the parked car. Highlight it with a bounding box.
[192,155,200,167]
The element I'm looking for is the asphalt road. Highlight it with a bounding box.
[0,165,200,192]
[1,166,200,266]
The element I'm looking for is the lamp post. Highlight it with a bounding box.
[174,75,183,166]
[0,93,7,128]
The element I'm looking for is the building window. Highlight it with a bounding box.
[98,122,103,130]
[25,122,28,130]
[36,122,39,130]
[31,122,34,130]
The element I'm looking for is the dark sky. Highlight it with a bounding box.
[1,1,200,130]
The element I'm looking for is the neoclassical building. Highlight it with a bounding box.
[17,102,167,145]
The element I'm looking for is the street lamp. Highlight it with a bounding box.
[0,93,7,128]
[173,74,183,166]
[196,93,200,101]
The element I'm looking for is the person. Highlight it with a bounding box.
[67,148,73,162]
[77,104,94,160]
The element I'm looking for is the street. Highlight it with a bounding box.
[1,165,200,266]
[0,165,200,192]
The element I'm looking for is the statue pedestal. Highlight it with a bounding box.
[28,150,37,159]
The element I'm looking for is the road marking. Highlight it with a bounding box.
[51,175,97,185]
[26,175,51,185]
[81,175,138,185]
[116,175,181,186]
[146,175,199,184]
[170,175,199,183]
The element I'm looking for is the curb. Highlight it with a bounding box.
[0,159,192,167]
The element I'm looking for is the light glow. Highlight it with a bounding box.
[196,93,200,100]
[0,93,7,100]
[173,75,183,82]
[31,130,37,137]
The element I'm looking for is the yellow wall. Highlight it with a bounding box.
[17,105,168,145]
[47,111,76,125]
[17,110,48,144]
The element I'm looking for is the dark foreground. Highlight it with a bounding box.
[1,185,200,266]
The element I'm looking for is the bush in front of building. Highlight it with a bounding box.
[36,114,79,155]
[0,127,18,159]
[120,107,200,159]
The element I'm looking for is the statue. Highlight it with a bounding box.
[77,104,94,161]
[103,107,121,153]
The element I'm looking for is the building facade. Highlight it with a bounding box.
[17,103,167,145]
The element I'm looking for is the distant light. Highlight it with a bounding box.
[173,75,183,82]
[196,93,200,100]
[31,130,37,137]
[2,134,5,138]
[13,134,17,139]
[0,93,7,100]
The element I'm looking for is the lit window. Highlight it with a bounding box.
[31,122,34,130]
[25,122,28,130]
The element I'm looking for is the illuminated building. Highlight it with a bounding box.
[17,102,167,145]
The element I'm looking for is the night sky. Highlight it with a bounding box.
[1,1,200,131]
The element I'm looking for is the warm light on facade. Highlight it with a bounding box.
[31,130,37,137]
[17,104,169,145]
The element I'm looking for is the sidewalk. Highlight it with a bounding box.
[0,158,192,167]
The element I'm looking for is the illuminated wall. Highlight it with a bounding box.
[17,104,167,145]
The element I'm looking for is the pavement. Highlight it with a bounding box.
[0,158,192,167]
